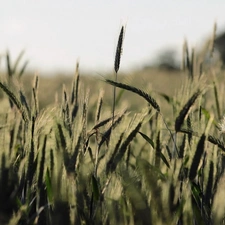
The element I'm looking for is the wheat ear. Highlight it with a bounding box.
[112,26,125,129]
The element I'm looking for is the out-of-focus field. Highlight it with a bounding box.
[0,68,186,123]
[15,65,225,116]
[20,68,184,111]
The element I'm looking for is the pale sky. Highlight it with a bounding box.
[1,0,225,74]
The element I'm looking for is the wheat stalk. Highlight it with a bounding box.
[112,26,125,131]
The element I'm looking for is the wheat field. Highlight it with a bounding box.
[0,26,225,225]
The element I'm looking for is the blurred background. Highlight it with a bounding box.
[1,0,225,75]
[1,0,225,111]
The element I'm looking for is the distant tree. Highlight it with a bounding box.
[155,48,179,70]
[142,48,180,71]
[214,31,225,65]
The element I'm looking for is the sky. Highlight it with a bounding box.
[1,0,225,74]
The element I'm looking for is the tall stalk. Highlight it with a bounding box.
[112,26,125,127]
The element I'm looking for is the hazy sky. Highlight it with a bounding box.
[1,1,225,74]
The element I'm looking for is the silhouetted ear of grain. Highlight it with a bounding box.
[71,61,79,105]
[26,117,37,184]
[19,90,30,118]
[182,40,190,72]
[62,86,69,121]
[205,161,214,208]
[18,60,29,78]
[67,134,82,173]
[114,26,124,73]
[38,135,47,189]
[82,90,89,152]
[32,75,39,118]
[57,123,67,150]
[112,26,125,129]
[213,81,221,119]
[180,129,225,152]
[175,89,201,132]
[7,50,29,79]
[207,135,225,152]
[6,50,12,77]
[95,89,104,123]
[62,85,72,136]
[155,131,161,167]
[98,110,127,148]
[12,50,24,75]
[185,40,190,72]
[106,132,125,175]
[0,82,29,123]
[189,134,206,180]
[187,115,192,145]
[108,121,142,174]
[183,40,197,80]
[92,116,113,130]
[190,48,195,80]
[84,117,112,152]
[178,134,186,159]
[105,79,160,112]
[70,63,80,121]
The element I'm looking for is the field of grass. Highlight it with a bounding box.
[1,26,225,225]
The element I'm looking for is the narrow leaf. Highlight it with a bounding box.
[138,131,154,148]
[45,168,53,203]
[92,175,99,201]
